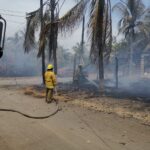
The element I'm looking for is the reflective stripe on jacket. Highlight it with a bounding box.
[45,71,56,89]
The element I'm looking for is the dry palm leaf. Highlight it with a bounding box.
[24,10,40,53]
[88,0,112,65]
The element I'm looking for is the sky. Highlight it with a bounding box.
[0,0,150,49]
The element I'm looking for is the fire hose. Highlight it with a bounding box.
[0,15,62,119]
[0,102,61,119]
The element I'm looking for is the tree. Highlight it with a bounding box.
[72,0,112,94]
[24,0,86,74]
[24,0,58,80]
[88,0,112,94]
[40,0,45,84]
[24,0,112,95]
[113,0,146,75]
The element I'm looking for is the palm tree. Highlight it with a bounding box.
[68,0,112,94]
[24,0,58,81]
[24,0,86,73]
[137,8,150,44]
[88,0,112,94]
[24,0,112,95]
[113,0,146,75]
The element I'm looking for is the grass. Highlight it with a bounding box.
[24,86,45,98]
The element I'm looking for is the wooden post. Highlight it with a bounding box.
[80,16,85,60]
[73,54,77,83]
[115,57,118,88]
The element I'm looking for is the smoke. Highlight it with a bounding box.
[102,38,150,100]
[1,30,149,100]
[0,31,41,77]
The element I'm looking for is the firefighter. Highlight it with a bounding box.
[74,64,87,89]
[45,64,57,103]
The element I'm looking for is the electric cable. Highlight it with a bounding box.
[0,8,25,14]
[58,0,66,14]
[0,0,49,14]
[6,19,25,24]
[0,13,25,18]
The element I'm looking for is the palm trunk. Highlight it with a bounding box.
[115,57,118,88]
[129,29,135,77]
[99,52,104,95]
[49,0,58,74]
[54,23,58,74]
[97,0,105,95]
[40,0,45,84]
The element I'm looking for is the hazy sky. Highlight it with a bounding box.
[0,0,150,49]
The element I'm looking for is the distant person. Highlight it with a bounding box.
[73,64,87,89]
[45,64,57,103]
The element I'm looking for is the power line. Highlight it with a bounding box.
[0,13,25,18]
[0,8,25,14]
[7,19,25,24]
[58,0,66,14]
[0,0,63,19]
[0,0,50,17]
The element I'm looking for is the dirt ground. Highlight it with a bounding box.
[0,77,150,150]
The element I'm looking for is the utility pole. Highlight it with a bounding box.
[40,0,45,84]
[81,16,85,53]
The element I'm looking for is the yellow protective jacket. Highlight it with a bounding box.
[45,71,57,89]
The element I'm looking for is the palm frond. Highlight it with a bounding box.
[58,0,88,34]
[38,22,49,57]
[112,2,130,17]
[89,0,112,64]
[24,10,41,53]
[103,0,112,62]
[128,0,145,19]
[37,12,58,60]
[113,0,146,39]
[39,0,88,62]
[43,6,51,23]
[88,0,99,64]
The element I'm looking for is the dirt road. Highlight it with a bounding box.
[0,77,150,150]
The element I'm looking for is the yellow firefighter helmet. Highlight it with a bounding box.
[47,64,53,70]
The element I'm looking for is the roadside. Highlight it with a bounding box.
[23,85,150,126]
[0,77,149,150]
[0,85,149,150]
